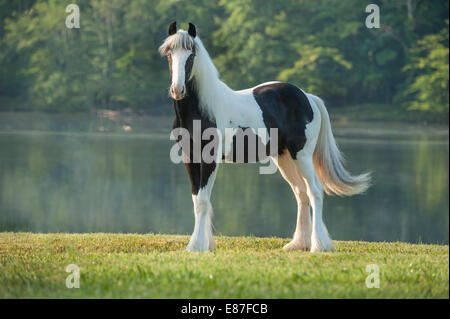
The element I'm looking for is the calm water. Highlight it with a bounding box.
[0,115,448,244]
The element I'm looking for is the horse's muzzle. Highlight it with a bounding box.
[170,85,185,100]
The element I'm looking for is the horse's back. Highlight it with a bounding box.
[252,82,315,158]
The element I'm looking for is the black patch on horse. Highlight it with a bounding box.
[222,126,269,163]
[253,82,314,159]
[185,46,195,82]
[172,79,217,195]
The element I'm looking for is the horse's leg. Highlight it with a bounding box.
[275,151,311,251]
[183,161,202,249]
[296,154,334,252]
[186,161,218,252]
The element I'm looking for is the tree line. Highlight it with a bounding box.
[0,0,448,119]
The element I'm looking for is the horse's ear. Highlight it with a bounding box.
[168,21,177,36]
[188,22,196,38]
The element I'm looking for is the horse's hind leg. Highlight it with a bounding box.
[292,97,334,252]
[276,151,311,251]
[296,154,334,252]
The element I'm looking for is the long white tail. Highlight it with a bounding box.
[310,95,371,196]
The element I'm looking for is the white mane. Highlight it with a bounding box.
[191,36,237,124]
[158,30,195,56]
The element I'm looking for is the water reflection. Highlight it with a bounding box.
[0,128,448,244]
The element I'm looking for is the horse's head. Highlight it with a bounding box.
[159,21,197,100]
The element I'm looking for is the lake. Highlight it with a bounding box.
[0,112,448,244]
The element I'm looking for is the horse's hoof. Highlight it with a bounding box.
[283,240,310,251]
[186,246,209,252]
[310,237,335,252]
[186,241,210,252]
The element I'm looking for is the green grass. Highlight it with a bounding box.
[0,232,448,298]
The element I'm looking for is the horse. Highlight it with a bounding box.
[159,22,371,252]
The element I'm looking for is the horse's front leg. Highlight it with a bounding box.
[185,161,219,252]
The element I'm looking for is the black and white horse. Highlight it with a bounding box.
[159,22,371,252]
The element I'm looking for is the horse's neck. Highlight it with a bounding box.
[193,71,239,127]
[190,42,243,126]
[174,81,194,112]
[173,81,209,128]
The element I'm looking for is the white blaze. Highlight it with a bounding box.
[170,48,192,92]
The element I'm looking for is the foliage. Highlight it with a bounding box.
[402,21,449,114]
[0,0,448,120]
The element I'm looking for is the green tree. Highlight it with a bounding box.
[0,0,448,118]
[402,21,449,114]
